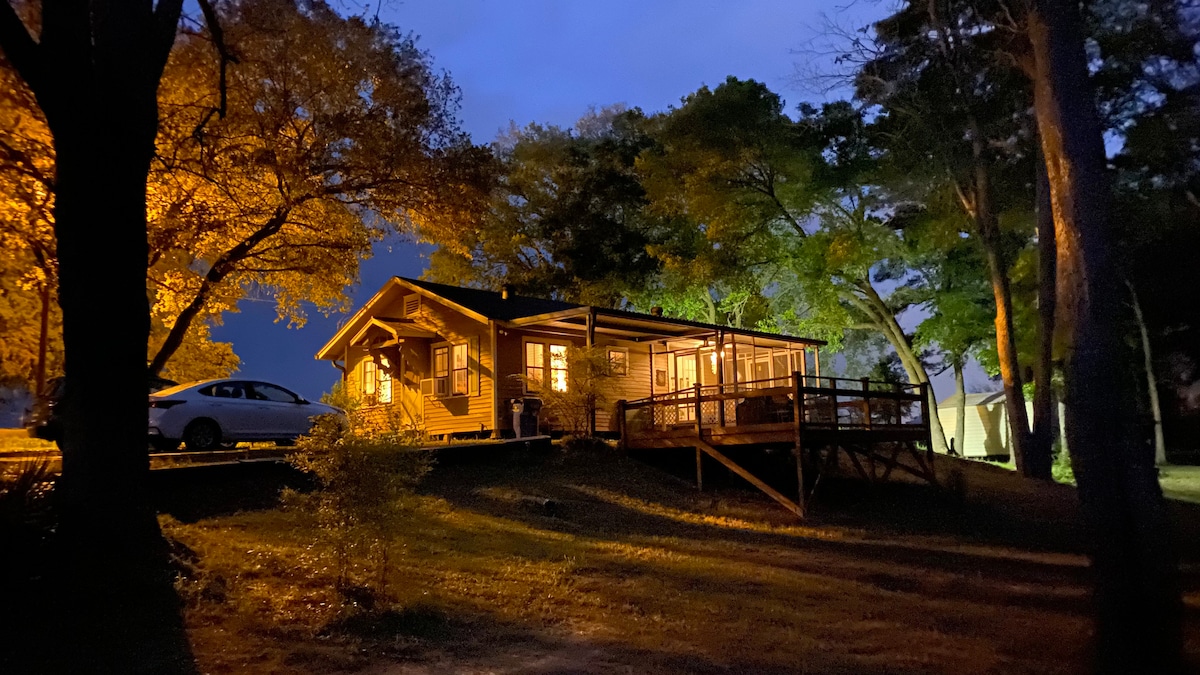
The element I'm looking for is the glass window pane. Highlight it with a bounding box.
[453,343,468,369]
[526,342,543,367]
[550,344,568,392]
[252,383,297,403]
[453,370,468,396]
[363,361,377,395]
[549,344,567,369]
[434,347,448,377]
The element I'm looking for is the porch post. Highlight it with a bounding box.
[792,370,806,517]
[716,330,725,426]
[586,309,596,436]
[490,320,502,439]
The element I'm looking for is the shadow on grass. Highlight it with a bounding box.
[1,524,197,674]
[421,450,1099,608]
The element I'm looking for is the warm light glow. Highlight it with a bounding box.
[549,344,568,392]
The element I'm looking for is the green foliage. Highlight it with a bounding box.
[285,414,431,595]
[1051,444,1076,486]
[320,380,361,415]
[427,106,662,306]
[0,459,55,532]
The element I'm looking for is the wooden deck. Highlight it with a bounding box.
[616,374,935,517]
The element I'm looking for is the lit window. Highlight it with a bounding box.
[608,348,628,376]
[549,344,568,392]
[525,342,544,391]
[362,360,377,397]
[434,345,449,383]
[378,357,392,404]
[451,343,468,396]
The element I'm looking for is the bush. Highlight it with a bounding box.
[284,414,431,598]
[518,344,614,439]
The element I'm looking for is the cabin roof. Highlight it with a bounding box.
[403,278,582,321]
[316,277,825,361]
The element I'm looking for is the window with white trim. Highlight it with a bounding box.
[362,360,377,398]
[377,357,393,404]
[525,342,544,391]
[361,357,392,404]
[607,347,628,376]
[431,341,472,397]
[524,340,569,392]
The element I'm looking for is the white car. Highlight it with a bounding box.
[148,379,343,451]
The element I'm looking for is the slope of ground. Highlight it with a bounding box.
[165,447,1200,674]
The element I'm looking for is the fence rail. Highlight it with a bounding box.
[619,373,929,445]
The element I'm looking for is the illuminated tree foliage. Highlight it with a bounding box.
[147,0,490,374]
[638,83,954,452]
[427,106,660,307]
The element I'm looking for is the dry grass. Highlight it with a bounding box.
[163,447,1200,675]
[0,429,54,454]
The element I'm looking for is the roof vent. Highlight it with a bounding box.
[501,284,512,301]
[650,306,664,317]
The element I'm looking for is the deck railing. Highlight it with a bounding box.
[619,373,929,443]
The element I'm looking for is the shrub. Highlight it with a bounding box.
[518,344,614,439]
[284,414,431,598]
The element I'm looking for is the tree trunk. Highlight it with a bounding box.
[953,359,965,457]
[1128,280,1167,465]
[0,1,196,671]
[855,281,951,454]
[1031,147,1058,475]
[1028,2,1183,671]
[147,207,290,375]
[970,153,1039,476]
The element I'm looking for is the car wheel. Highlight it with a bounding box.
[150,438,179,453]
[183,419,221,452]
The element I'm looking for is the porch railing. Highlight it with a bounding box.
[618,373,929,442]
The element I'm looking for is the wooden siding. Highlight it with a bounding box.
[414,297,494,436]
[345,293,495,438]
[491,329,654,434]
[595,338,652,432]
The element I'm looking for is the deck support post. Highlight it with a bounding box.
[861,378,872,429]
[695,383,704,491]
[792,371,806,516]
[616,399,627,453]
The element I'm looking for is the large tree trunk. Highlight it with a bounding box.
[1028,1,1183,672]
[1128,281,1167,465]
[52,114,159,567]
[0,1,196,671]
[970,154,1041,476]
[1031,147,1058,475]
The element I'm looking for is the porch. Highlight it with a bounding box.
[617,375,936,517]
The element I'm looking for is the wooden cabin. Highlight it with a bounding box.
[315,277,826,439]
[319,277,936,517]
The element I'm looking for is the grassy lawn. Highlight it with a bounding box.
[0,428,53,454]
[164,448,1200,674]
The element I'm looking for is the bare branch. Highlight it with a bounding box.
[192,0,239,140]
[0,1,43,91]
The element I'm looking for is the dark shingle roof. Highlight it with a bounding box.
[401,278,583,321]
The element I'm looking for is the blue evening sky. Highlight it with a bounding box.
[212,0,949,402]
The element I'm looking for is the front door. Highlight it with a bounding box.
[676,352,697,422]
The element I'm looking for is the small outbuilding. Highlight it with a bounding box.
[937,392,1064,460]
